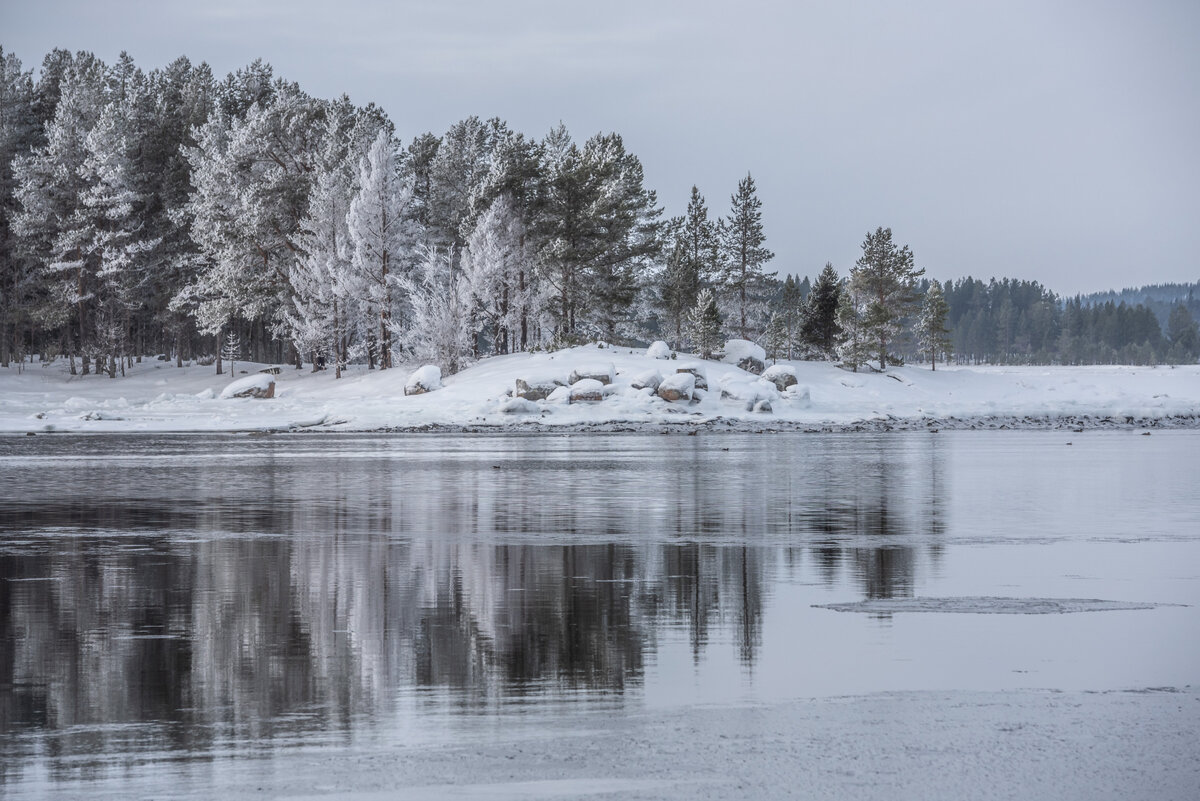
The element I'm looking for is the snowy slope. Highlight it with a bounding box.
[1,344,1198,434]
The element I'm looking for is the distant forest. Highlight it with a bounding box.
[0,46,1197,374]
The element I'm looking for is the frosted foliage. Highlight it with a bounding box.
[462,194,538,354]
[398,247,472,374]
[347,130,419,368]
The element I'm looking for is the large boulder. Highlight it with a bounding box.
[569,363,614,385]
[675,364,708,390]
[220,374,276,400]
[762,364,798,391]
[630,369,663,391]
[646,340,672,360]
[721,339,766,375]
[515,378,563,401]
[657,372,695,402]
[405,365,443,396]
[569,378,606,402]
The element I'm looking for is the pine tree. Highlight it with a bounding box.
[289,125,353,376]
[800,263,842,358]
[347,130,419,369]
[687,288,722,359]
[780,275,804,359]
[13,54,107,374]
[0,47,39,367]
[847,227,923,369]
[918,281,952,370]
[719,173,773,339]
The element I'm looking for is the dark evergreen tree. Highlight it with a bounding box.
[800,263,842,358]
[1166,304,1199,362]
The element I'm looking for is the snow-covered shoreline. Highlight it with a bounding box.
[2,343,1198,435]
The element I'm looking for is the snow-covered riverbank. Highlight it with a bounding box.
[2,343,1198,434]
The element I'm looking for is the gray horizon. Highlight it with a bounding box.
[5,0,1198,297]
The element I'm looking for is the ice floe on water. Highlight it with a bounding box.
[815,596,1172,614]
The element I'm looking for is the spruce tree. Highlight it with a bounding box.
[780,275,804,358]
[687,288,722,359]
[918,281,952,370]
[719,173,773,339]
[800,263,842,358]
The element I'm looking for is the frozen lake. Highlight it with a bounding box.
[1,431,1198,800]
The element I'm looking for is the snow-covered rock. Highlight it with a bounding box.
[646,341,672,360]
[675,364,708,390]
[721,339,766,375]
[219,374,276,400]
[569,363,614,385]
[719,375,779,412]
[631,369,663,391]
[569,378,605,402]
[658,372,695,402]
[514,377,563,401]
[546,385,571,403]
[405,365,442,396]
[785,384,812,407]
[762,364,798,391]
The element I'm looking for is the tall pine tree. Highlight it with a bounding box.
[719,173,773,339]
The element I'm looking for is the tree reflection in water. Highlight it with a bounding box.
[0,432,946,776]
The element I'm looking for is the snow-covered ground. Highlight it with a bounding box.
[1,344,1198,434]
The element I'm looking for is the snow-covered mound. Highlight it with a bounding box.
[219,374,275,399]
[722,339,766,374]
[405,365,442,395]
[2,342,1199,433]
[646,340,672,360]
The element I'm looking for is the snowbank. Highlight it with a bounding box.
[2,343,1199,434]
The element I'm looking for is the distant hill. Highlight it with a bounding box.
[1078,281,1200,329]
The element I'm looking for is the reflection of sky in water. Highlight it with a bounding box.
[0,431,1197,780]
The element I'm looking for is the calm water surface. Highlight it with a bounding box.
[1,431,1197,792]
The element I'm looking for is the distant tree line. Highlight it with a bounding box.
[0,46,1196,375]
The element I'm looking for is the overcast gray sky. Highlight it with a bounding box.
[5,0,1198,295]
